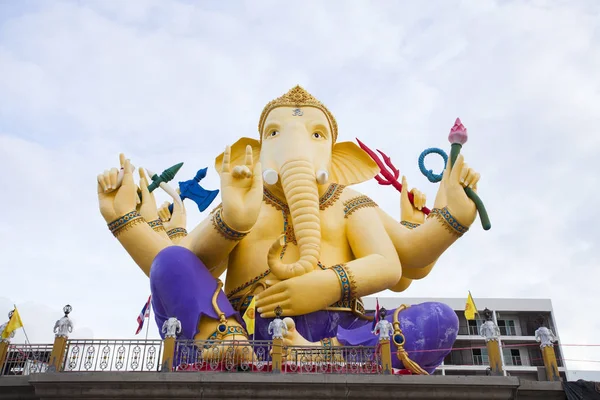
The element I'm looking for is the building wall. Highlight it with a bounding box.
[362,297,566,377]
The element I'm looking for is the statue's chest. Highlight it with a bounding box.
[253,203,344,244]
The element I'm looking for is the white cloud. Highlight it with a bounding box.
[0,0,599,372]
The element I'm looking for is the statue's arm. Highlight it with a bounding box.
[378,208,458,270]
[112,222,172,277]
[340,193,402,298]
[178,206,241,270]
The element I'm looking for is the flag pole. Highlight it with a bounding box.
[13,305,31,345]
[144,301,152,341]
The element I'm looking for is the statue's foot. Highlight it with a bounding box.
[196,318,255,365]
[281,318,343,363]
[281,317,315,347]
[200,337,255,365]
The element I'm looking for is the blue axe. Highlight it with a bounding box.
[167,167,219,214]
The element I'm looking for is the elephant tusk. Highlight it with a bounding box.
[263,169,279,185]
[316,169,329,185]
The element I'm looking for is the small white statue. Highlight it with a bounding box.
[479,320,500,342]
[0,321,15,342]
[268,318,288,339]
[53,316,73,338]
[535,326,556,348]
[372,308,394,341]
[162,317,181,338]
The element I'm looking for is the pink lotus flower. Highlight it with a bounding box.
[448,118,468,145]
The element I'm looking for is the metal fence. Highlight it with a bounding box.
[0,343,53,376]
[62,339,163,372]
[175,339,272,372]
[1,339,383,375]
[173,340,381,374]
[282,345,380,374]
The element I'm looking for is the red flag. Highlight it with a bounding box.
[371,298,380,330]
[135,295,152,335]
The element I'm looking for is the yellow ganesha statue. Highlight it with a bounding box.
[97,85,482,374]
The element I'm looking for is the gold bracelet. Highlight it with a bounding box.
[211,207,250,241]
[166,227,187,240]
[320,337,334,362]
[400,221,420,229]
[330,264,357,304]
[428,206,468,237]
[148,219,165,233]
[108,211,144,237]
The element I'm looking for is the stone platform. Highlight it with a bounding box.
[0,373,566,400]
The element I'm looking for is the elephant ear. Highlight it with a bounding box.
[330,141,380,186]
[214,137,261,173]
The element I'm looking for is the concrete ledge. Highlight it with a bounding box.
[0,376,37,400]
[0,372,567,400]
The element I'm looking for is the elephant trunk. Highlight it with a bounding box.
[267,159,321,279]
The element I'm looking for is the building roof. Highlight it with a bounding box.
[362,297,555,312]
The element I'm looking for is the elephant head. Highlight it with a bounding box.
[215,85,379,279]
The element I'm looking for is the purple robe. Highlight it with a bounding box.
[150,246,458,373]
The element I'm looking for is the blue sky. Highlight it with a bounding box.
[0,0,599,371]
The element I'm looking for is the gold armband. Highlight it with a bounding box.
[343,195,377,218]
[320,337,334,362]
[428,207,468,237]
[108,211,144,237]
[330,264,357,304]
[147,219,165,233]
[166,227,187,240]
[211,207,250,241]
[400,221,420,229]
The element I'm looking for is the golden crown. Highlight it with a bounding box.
[258,85,338,143]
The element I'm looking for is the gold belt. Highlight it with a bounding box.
[230,294,369,320]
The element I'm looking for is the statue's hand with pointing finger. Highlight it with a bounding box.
[97,154,138,223]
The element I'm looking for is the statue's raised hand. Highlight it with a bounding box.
[137,168,160,222]
[219,144,263,231]
[434,154,480,227]
[158,195,187,232]
[97,154,138,223]
[400,176,426,225]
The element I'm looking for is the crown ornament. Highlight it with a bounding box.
[258,85,338,143]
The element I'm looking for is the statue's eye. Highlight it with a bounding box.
[270,130,280,137]
[313,132,322,139]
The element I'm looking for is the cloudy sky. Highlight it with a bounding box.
[0,0,598,372]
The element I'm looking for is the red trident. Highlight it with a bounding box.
[356,138,431,215]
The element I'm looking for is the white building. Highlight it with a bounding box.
[363,297,567,381]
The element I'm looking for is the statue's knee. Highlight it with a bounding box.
[426,301,459,343]
[150,245,201,284]
[432,302,458,323]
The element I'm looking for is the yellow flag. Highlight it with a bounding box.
[242,297,256,335]
[1,308,24,339]
[464,292,477,321]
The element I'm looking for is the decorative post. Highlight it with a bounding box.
[48,305,73,372]
[479,308,503,375]
[535,315,560,381]
[160,317,181,372]
[372,308,393,375]
[0,311,16,375]
[268,306,286,373]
